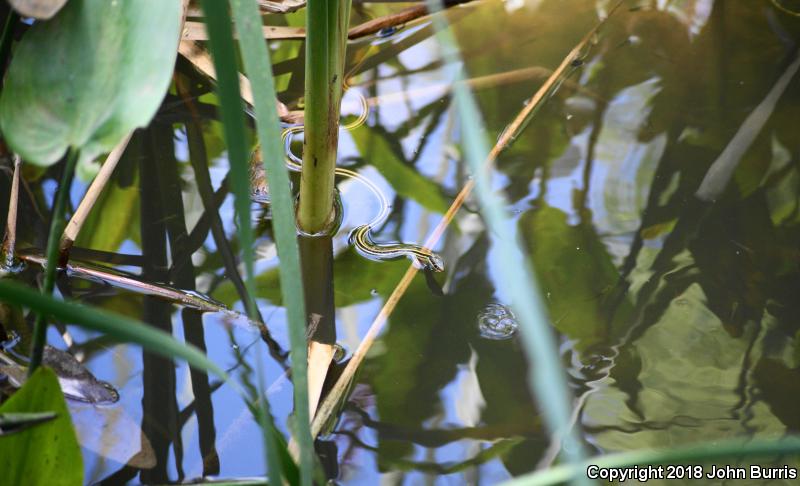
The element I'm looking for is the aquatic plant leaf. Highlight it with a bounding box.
[519,204,632,350]
[0,0,182,167]
[0,367,83,486]
[351,127,450,214]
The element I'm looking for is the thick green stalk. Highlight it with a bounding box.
[29,148,79,374]
[297,0,351,233]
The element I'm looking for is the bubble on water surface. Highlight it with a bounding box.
[332,343,347,362]
[477,303,518,340]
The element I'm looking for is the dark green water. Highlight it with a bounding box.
[3,0,800,484]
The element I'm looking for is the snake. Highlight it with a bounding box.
[250,70,444,272]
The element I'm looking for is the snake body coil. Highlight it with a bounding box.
[250,90,444,272]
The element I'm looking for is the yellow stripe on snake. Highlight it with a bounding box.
[249,80,444,272]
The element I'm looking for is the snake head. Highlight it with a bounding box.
[414,253,444,273]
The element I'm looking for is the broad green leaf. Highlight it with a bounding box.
[0,0,182,167]
[351,126,450,214]
[0,367,83,486]
[519,204,632,350]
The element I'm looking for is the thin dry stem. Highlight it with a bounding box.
[58,133,132,265]
[1,154,21,267]
[348,5,427,39]
[341,65,600,113]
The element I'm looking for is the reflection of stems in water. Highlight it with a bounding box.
[184,179,230,255]
[29,149,79,375]
[696,51,800,201]
[153,124,221,475]
[343,66,600,115]
[343,402,540,447]
[58,133,132,266]
[610,50,800,345]
[66,247,143,266]
[337,427,520,475]
[312,5,616,438]
[139,134,183,483]
[179,78,288,362]
[1,154,20,268]
[298,234,336,416]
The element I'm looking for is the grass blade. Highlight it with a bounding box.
[29,148,78,374]
[229,0,313,482]
[425,0,594,478]
[296,0,351,233]
[0,279,230,383]
[198,0,256,316]
[504,436,800,486]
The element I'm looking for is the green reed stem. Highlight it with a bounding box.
[297,0,351,234]
[230,0,313,482]
[29,148,79,375]
[199,0,256,318]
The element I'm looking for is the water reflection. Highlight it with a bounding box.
[6,0,800,483]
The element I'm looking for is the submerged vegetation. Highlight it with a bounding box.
[0,0,799,484]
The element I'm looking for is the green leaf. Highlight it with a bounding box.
[0,0,182,167]
[519,204,632,351]
[0,367,83,486]
[350,126,450,214]
[229,0,312,480]
[198,0,256,316]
